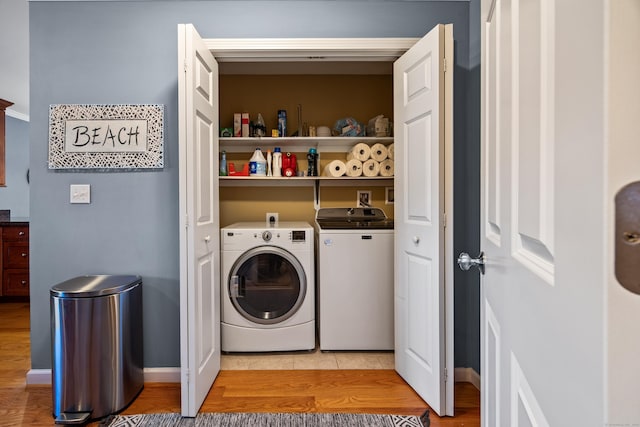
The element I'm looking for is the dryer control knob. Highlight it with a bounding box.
[262,231,272,241]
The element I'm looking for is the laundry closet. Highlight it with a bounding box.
[216,61,398,355]
[179,25,453,417]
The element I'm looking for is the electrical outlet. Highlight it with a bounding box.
[266,212,279,224]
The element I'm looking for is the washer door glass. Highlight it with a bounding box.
[229,246,306,325]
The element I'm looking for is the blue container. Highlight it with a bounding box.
[278,110,287,137]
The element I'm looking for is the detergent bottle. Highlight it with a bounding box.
[307,147,318,177]
[266,150,273,176]
[272,147,282,177]
[283,152,297,177]
[249,148,267,176]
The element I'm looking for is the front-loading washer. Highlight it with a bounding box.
[221,221,315,352]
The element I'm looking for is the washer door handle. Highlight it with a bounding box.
[230,275,245,298]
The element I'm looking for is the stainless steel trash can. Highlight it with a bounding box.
[51,275,143,425]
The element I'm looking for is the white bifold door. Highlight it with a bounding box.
[393,23,455,417]
[178,23,221,417]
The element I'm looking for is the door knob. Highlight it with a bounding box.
[204,235,211,243]
[413,236,420,244]
[457,252,485,275]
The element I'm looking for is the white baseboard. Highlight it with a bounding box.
[143,367,181,383]
[27,367,181,385]
[454,367,481,390]
[26,369,51,385]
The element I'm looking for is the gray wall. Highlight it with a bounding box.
[1,116,30,217]
[0,0,29,119]
[29,1,480,372]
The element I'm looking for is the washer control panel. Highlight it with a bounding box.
[221,222,312,251]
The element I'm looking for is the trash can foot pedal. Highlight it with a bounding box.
[54,412,91,425]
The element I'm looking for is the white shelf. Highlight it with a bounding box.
[219,136,393,153]
[219,175,393,187]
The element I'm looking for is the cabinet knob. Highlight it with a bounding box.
[21,280,27,285]
[21,253,28,257]
[19,231,25,236]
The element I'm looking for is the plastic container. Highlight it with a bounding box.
[272,147,282,177]
[307,148,318,177]
[220,151,227,176]
[249,148,267,176]
[266,150,273,176]
[255,113,266,137]
[278,110,287,137]
[51,275,143,424]
[282,152,297,177]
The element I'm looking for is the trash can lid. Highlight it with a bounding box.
[50,275,142,298]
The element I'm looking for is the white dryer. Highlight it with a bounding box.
[221,221,315,352]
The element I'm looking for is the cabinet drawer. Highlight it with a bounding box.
[3,270,29,296]
[2,226,29,242]
[3,242,29,268]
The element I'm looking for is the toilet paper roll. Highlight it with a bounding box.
[345,159,363,177]
[379,159,394,177]
[323,159,347,177]
[370,143,388,162]
[346,143,371,162]
[362,159,381,177]
[387,143,394,160]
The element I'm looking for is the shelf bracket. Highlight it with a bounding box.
[314,179,320,210]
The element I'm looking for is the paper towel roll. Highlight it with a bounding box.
[345,159,363,177]
[362,159,380,177]
[370,143,388,162]
[387,143,394,160]
[379,159,394,177]
[346,143,371,162]
[323,160,347,177]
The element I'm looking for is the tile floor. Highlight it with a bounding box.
[221,348,395,370]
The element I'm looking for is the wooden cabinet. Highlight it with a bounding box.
[0,223,29,297]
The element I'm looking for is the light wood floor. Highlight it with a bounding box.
[0,302,480,426]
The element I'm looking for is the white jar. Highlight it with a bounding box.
[272,147,283,177]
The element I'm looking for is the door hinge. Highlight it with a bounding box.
[184,59,188,73]
[444,368,448,382]
[185,215,189,229]
[443,57,447,73]
[184,368,190,384]
[442,213,447,228]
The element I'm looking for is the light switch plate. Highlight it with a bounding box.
[70,184,91,204]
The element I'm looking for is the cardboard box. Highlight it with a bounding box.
[241,113,250,137]
[233,113,241,137]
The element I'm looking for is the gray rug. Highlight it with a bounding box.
[101,412,429,427]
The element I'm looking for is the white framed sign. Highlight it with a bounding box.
[48,104,164,170]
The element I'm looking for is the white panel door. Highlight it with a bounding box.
[480,0,555,425]
[178,23,220,417]
[393,23,454,417]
